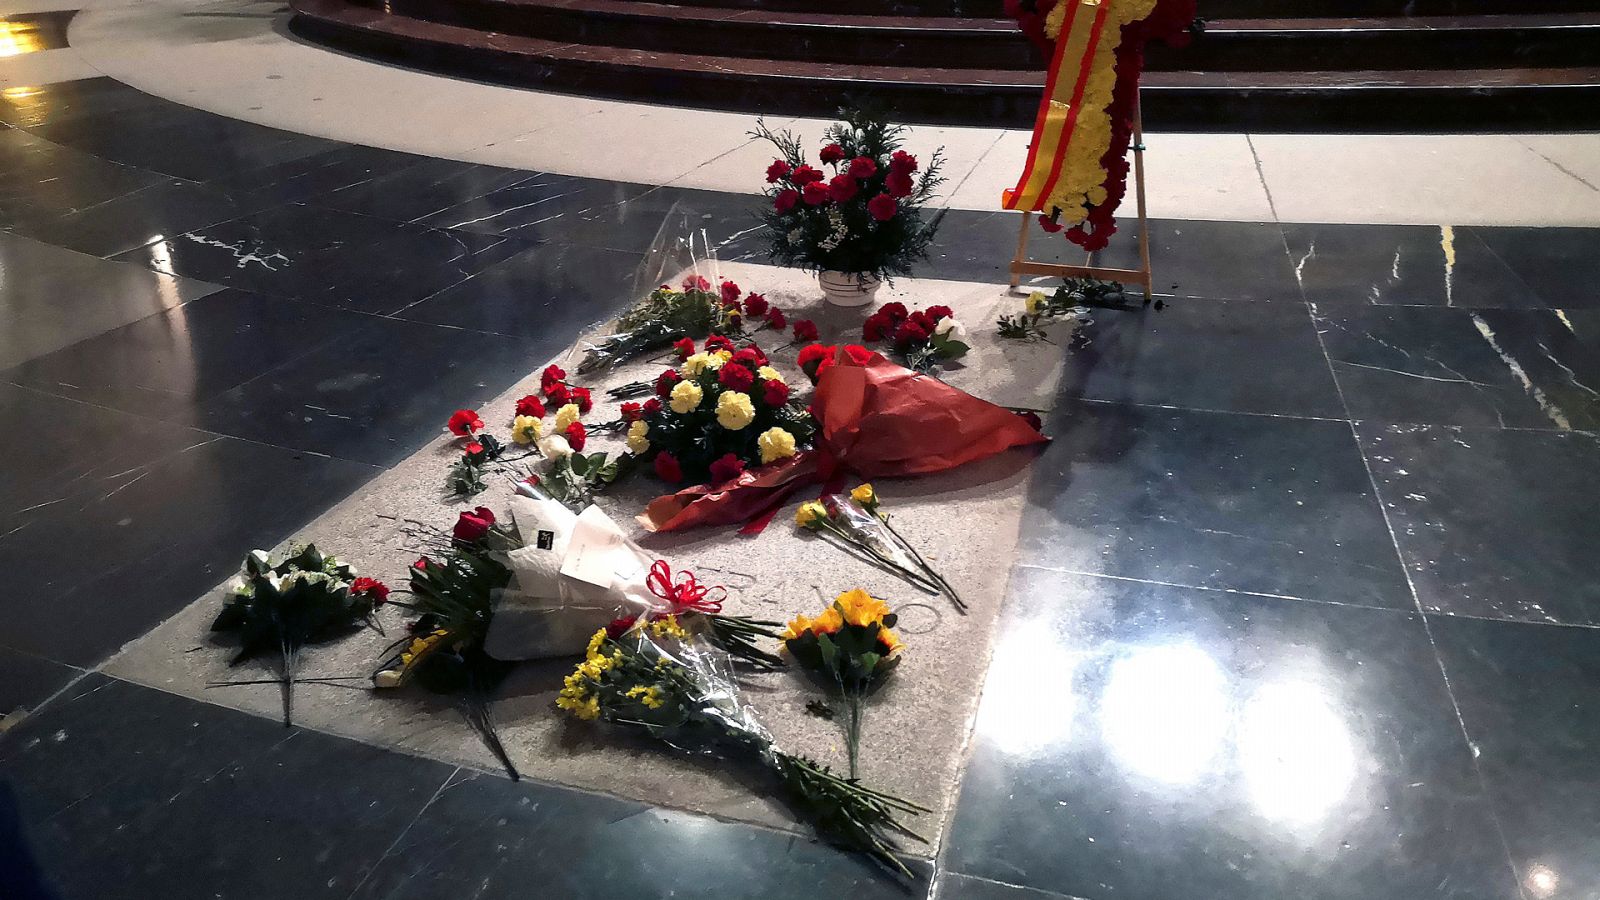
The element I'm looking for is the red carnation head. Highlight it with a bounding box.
[464,440,484,457]
[350,577,390,605]
[762,379,790,407]
[621,402,643,422]
[654,451,683,483]
[909,310,934,331]
[792,319,820,342]
[848,156,878,179]
[868,194,897,222]
[673,336,696,360]
[565,421,587,452]
[570,386,593,414]
[743,293,769,317]
[802,182,830,206]
[1038,214,1064,233]
[774,189,800,213]
[732,347,765,368]
[827,173,859,204]
[791,165,824,185]
[878,302,908,321]
[720,280,742,307]
[545,383,571,407]
[797,343,835,381]
[540,365,566,393]
[885,172,914,199]
[894,319,930,349]
[682,274,712,292]
[926,304,954,322]
[819,143,845,165]
[862,312,890,342]
[766,308,787,330]
[718,362,755,392]
[701,335,732,354]
[514,395,545,418]
[452,506,495,543]
[708,453,746,485]
[890,150,918,174]
[642,397,663,416]
[447,408,483,437]
[655,368,681,397]
[605,615,638,639]
[766,159,792,183]
[843,344,876,366]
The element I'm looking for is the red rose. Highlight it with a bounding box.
[453,506,495,543]
[413,556,431,570]
[720,280,742,307]
[709,453,746,484]
[605,615,638,639]
[1017,410,1044,432]
[743,293,769,317]
[682,274,712,292]
[793,319,819,342]
[540,365,566,393]
[766,159,791,183]
[621,402,643,422]
[464,440,484,456]
[867,194,897,222]
[819,143,845,165]
[673,337,695,360]
[843,344,875,366]
[827,173,858,203]
[802,182,829,206]
[350,577,390,604]
[894,319,930,348]
[878,302,907,321]
[797,343,835,380]
[766,308,787,330]
[654,451,683,483]
[885,172,913,199]
[447,408,483,436]
[890,150,918,173]
[514,395,545,418]
[704,335,735,354]
[655,369,681,397]
[718,362,755,392]
[569,386,593,414]
[862,313,890,342]
[545,383,571,407]
[848,156,877,179]
[926,304,954,322]
[791,165,824,185]
[762,379,790,406]
[642,397,663,416]
[1038,214,1064,233]
[565,421,587,452]
[774,189,800,213]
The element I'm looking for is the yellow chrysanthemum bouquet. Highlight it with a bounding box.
[559,611,927,876]
[782,588,904,779]
[795,484,963,610]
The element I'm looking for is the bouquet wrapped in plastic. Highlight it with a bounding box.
[560,614,926,876]
[485,486,782,667]
[640,346,1049,533]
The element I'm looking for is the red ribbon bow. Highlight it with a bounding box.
[646,560,725,615]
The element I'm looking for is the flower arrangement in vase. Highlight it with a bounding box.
[754,109,945,307]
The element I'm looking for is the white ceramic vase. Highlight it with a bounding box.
[818,270,883,308]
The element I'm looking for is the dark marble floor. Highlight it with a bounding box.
[1,75,1597,900]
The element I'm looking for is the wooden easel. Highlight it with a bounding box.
[1007,99,1154,303]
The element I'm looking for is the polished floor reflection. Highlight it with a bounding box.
[1,76,1597,900]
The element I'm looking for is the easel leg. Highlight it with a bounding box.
[1132,99,1154,305]
[1009,212,1031,290]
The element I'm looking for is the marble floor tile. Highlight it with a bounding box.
[308,157,542,224]
[1023,401,1413,608]
[1356,423,1600,625]
[1284,222,1540,308]
[1430,615,1600,900]
[1316,305,1600,430]
[1468,226,1600,310]
[6,176,270,258]
[207,143,435,205]
[412,171,652,242]
[945,567,1517,900]
[0,644,79,718]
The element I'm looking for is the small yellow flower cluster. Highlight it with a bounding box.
[625,684,666,709]
[626,419,650,454]
[716,391,755,431]
[669,380,703,414]
[1025,291,1047,315]
[648,615,690,642]
[758,427,796,464]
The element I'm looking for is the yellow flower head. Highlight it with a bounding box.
[585,627,607,658]
[795,500,829,529]
[850,483,877,510]
[715,391,756,431]
[780,614,813,642]
[626,419,650,455]
[811,607,844,635]
[512,414,543,445]
[834,588,891,627]
[1026,291,1047,315]
[554,403,582,431]
[758,427,797,464]
[756,366,784,384]
[681,352,713,378]
[714,349,733,363]
[648,615,690,641]
[669,380,703,414]
[877,625,905,657]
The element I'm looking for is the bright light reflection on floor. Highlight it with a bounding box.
[1238,680,1357,825]
[976,624,1078,757]
[0,21,45,57]
[1100,644,1229,785]
[1523,863,1559,898]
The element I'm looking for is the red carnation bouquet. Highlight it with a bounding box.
[755,108,945,282]
[640,346,1048,533]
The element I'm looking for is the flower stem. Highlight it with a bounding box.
[878,513,965,612]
